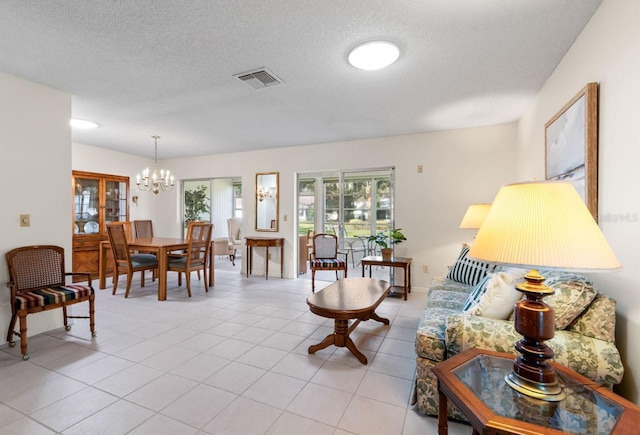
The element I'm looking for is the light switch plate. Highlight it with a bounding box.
[20,214,30,227]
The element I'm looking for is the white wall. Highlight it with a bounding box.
[150,123,518,287]
[517,0,640,402]
[0,72,72,337]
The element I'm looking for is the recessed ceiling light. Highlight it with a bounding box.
[70,119,99,129]
[348,41,400,71]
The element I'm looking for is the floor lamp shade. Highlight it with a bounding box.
[459,203,491,229]
[468,181,620,401]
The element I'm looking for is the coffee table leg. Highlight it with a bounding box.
[369,311,390,325]
[344,336,367,364]
[308,334,335,354]
[308,319,369,364]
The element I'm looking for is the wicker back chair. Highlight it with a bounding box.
[133,220,154,238]
[5,245,96,360]
[168,222,213,297]
[309,233,348,292]
[106,223,158,298]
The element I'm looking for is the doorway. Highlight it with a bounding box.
[182,177,242,241]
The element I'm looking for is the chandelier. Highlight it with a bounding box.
[257,185,275,201]
[136,135,175,195]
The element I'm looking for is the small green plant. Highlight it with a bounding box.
[184,185,210,227]
[367,228,407,249]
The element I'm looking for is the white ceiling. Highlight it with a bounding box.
[0,0,602,159]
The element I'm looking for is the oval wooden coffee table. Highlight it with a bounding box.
[306,277,390,364]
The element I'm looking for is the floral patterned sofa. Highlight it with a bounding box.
[412,246,624,418]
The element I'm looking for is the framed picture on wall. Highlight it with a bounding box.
[545,82,599,220]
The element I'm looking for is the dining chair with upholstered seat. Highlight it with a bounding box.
[5,245,96,360]
[133,219,157,279]
[310,233,348,292]
[106,223,158,298]
[168,221,213,297]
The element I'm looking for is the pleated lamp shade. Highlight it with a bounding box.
[468,181,621,271]
[459,204,492,229]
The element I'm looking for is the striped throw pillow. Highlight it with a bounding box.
[446,244,492,286]
[461,275,491,311]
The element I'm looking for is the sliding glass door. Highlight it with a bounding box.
[297,167,394,275]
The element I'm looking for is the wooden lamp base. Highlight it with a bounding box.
[506,269,566,402]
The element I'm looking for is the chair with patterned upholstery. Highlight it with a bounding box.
[5,245,96,360]
[106,223,158,298]
[168,221,213,297]
[310,233,348,292]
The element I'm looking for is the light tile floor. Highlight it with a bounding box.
[0,257,471,434]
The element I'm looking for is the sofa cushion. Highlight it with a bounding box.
[542,271,597,329]
[446,244,492,286]
[567,294,617,343]
[416,277,473,361]
[465,268,525,320]
[416,306,462,361]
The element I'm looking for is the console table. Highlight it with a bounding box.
[245,236,284,279]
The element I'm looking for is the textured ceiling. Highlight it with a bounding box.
[0,0,602,159]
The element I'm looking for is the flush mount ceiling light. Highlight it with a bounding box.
[70,119,99,129]
[348,41,400,71]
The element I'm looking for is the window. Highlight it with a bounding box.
[298,178,315,235]
[233,181,243,218]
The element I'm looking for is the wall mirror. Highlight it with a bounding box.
[255,171,279,231]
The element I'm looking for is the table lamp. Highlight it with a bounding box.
[468,181,621,401]
[459,203,491,229]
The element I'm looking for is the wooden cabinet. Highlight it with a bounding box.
[72,171,129,281]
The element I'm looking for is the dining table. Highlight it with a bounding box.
[98,237,215,301]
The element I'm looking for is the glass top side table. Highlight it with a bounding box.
[432,348,640,435]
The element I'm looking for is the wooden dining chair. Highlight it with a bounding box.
[133,220,153,238]
[310,233,348,292]
[106,223,158,298]
[168,222,213,297]
[133,219,157,279]
[5,245,96,360]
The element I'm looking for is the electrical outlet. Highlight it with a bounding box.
[283,214,288,222]
[417,165,423,173]
[268,252,272,260]
[423,265,429,273]
[20,214,30,227]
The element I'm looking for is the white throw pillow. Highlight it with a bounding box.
[466,268,526,319]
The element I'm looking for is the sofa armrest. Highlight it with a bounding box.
[445,314,624,387]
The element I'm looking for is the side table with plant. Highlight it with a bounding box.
[368,228,407,259]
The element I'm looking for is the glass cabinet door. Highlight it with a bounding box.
[105,180,128,224]
[74,177,101,235]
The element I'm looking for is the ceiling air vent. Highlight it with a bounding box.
[234,68,284,90]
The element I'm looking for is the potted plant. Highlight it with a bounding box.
[368,228,407,259]
[184,185,210,227]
